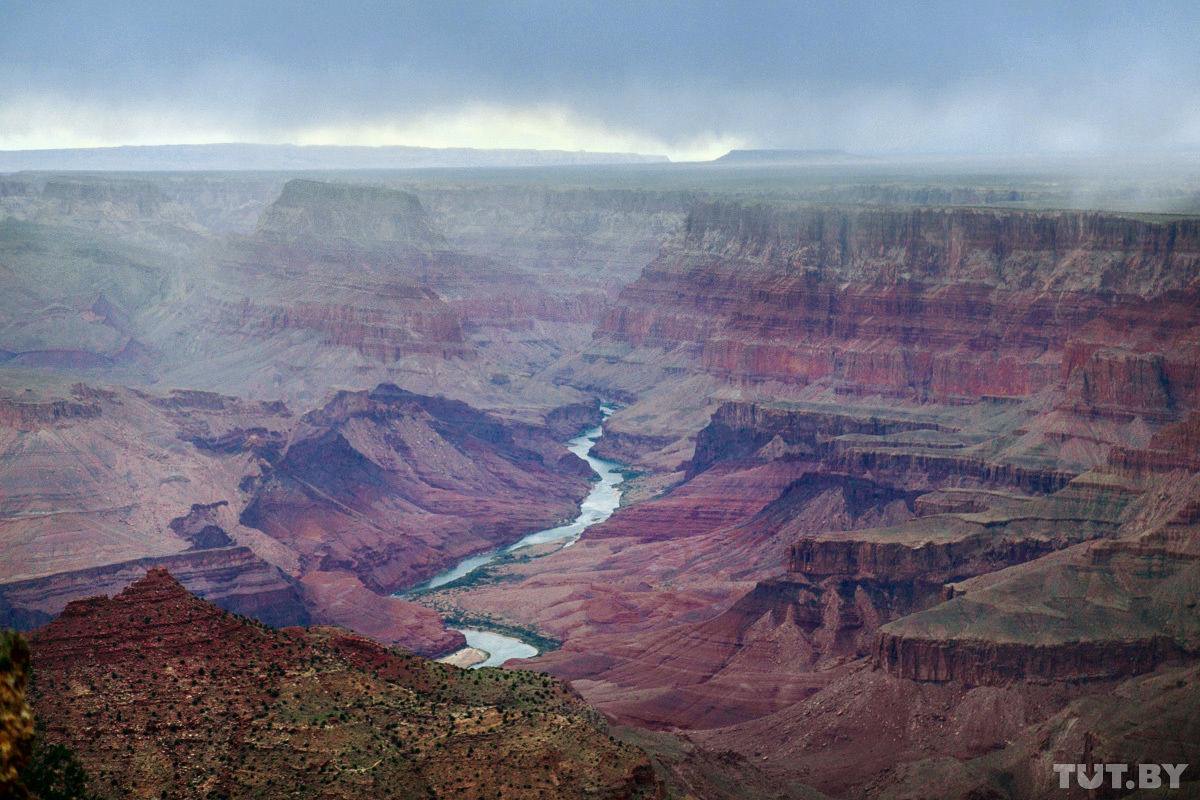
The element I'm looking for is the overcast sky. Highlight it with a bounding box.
[3,0,1198,160]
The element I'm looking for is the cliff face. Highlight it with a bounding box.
[0,217,168,369]
[410,185,690,285]
[0,382,296,586]
[202,181,474,364]
[255,179,449,251]
[0,394,101,430]
[0,546,309,630]
[27,569,661,800]
[3,176,674,420]
[5,171,1200,798]
[561,201,1200,471]
[149,180,628,415]
[422,198,1200,796]
[677,202,1200,292]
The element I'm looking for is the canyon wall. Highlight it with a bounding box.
[560,201,1200,470]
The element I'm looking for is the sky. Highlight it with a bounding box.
[2,0,1199,161]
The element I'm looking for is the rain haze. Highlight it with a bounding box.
[3,0,1199,160]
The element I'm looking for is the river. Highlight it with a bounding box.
[403,405,625,668]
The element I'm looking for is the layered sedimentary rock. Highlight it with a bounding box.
[148,178,610,417]
[560,201,1200,469]
[2,175,680,424]
[415,199,1200,797]
[0,378,594,657]
[255,179,449,250]
[0,218,168,368]
[873,475,1200,687]
[202,181,474,362]
[4,170,1200,797]
[27,569,661,800]
[0,546,308,629]
[2,175,208,249]
[670,435,1199,796]
[409,186,690,285]
[0,381,294,585]
[239,383,592,594]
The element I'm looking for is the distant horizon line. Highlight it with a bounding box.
[4,141,1200,157]
[1,141,1199,170]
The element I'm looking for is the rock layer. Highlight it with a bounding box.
[27,569,662,800]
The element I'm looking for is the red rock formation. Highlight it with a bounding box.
[562,202,1200,472]
[239,384,593,594]
[26,569,661,800]
[0,395,100,430]
[0,546,308,630]
[299,570,464,657]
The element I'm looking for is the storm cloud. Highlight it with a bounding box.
[3,0,1198,159]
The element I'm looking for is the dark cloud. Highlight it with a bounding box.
[2,0,1198,156]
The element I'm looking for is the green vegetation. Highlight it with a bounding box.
[405,563,520,597]
[20,724,104,800]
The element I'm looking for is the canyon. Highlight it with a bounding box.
[1,161,1199,798]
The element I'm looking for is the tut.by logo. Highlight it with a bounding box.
[1054,764,1188,790]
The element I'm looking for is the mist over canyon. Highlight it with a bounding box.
[1,152,1199,799]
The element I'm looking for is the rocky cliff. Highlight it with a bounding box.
[409,185,690,285]
[676,202,1200,291]
[255,179,449,251]
[239,383,593,595]
[27,569,662,800]
[417,198,1200,796]
[561,201,1200,470]
[148,179,611,416]
[0,546,308,630]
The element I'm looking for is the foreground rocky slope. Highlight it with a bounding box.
[27,569,661,799]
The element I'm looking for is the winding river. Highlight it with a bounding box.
[405,406,625,667]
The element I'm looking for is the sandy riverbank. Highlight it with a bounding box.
[437,646,488,668]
